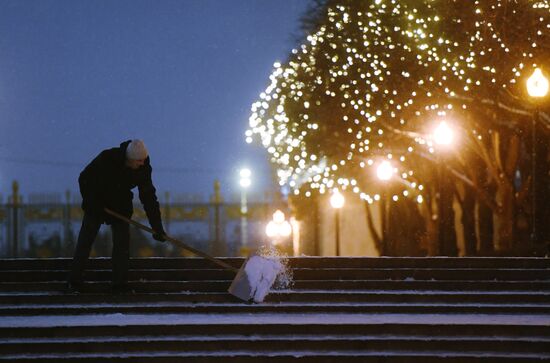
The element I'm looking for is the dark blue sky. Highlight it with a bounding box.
[0,0,310,202]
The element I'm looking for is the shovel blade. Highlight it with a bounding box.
[228,255,283,303]
[228,258,253,301]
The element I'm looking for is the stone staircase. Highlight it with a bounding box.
[0,257,549,362]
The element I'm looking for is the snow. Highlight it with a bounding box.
[4,334,549,344]
[2,351,550,359]
[1,289,549,297]
[245,255,283,303]
[2,302,550,309]
[1,312,549,327]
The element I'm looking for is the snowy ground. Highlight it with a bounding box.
[1,313,549,327]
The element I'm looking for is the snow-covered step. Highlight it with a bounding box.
[1,335,549,355]
[3,267,549,283]
[3,333,549,349]
[2,350,549,362]
[1,316,548,361]
[1,301,549,315]
[2,257,548,270]
[2,279,548,293]
[1,290,549,304]
[291,267,550,280]
[3,318,549,337]
[0,257,548,362]
[1,327,549,361]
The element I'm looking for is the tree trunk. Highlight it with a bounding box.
[494,180,515,251]
[364,200,383,255]
[477,196,494,254]
[461,186,477,256]
[438,164,457,256]
[535,124,549,247]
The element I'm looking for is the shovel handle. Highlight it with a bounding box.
[104,208,238,273]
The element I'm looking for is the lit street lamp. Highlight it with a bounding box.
[432,120,457,256]
[330,189,345,256]
[527,68,549,98]
[526,67,549,244]
[265,210,292,247]
[376,161,393,255]
[376,160,393,181]
[239,168,251,251]
[433,121,454,146]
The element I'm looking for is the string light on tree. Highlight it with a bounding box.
[246,0,550,207]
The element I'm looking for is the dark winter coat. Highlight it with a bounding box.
[79,140,164,233]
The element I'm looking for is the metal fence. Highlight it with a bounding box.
[0,182,278,258]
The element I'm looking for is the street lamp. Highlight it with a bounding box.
[376,160,394,181]
[239,168,251,252]
[266,210,292,247]
[433,121,454,146]
[526,67,549,244]
[432,120,456,255]
[330,189,345,256]
[376,161,393,255]
[527,68,549,98]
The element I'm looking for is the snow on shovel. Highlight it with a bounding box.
[105,208,281,303]
[228,254,283,303]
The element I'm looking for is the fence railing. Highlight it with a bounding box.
[0,181,281,258]
[0,201,275,258]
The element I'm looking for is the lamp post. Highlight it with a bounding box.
[239,168,251,252]
[376,161,393,255]
[330,189,345,256]
[265,210,292,248]
[526,67,549,244]
[432,120,456,256]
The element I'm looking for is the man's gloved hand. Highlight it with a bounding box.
[153,231,167,242]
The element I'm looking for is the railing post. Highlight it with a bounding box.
[0,192,3,256]
[164,191,170,234]
[11,181,20,258]
[212,180,225,256]
[64,189,73,256]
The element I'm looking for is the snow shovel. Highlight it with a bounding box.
[104,208,280,302]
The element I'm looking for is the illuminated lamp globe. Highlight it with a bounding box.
[330,190,345,209]
[376,161,393,181]
[279,221,292,237]
[273,210,286,223]
[527,68,549,98]
[240,168,252,178]
[265,221,277,238]
[239,168,251,188]
[433,121,454,146]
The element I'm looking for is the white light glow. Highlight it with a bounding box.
[376,161,393,181]
[527,68,549,98]
[239,168,252,188]
[433,121,454,146]
[330,189,345,209]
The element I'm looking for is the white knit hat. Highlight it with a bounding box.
[126,139,148,160]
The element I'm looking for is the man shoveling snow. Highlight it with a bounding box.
[102,209,289,303]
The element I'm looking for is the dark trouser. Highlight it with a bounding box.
[69,213,130,286]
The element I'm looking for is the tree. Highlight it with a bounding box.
[247,0,550,255]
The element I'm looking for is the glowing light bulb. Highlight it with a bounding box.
[330,189,345,209]
[376,161,393,181]
[527,68,549,98]
[433,121,454,146]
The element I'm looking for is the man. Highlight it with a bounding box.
[67,139,166,293]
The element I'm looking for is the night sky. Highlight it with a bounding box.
[0,0,310,202]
